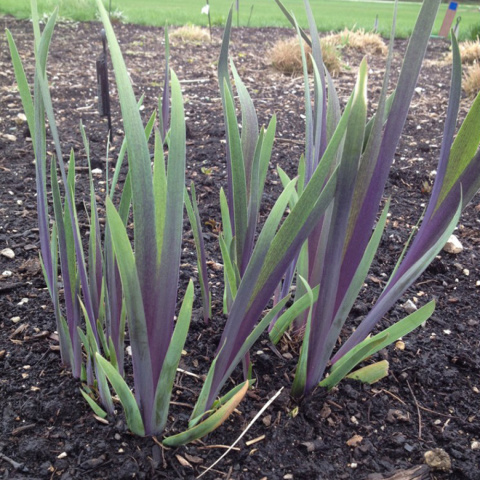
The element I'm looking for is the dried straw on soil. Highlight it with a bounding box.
[170,24,210,43]
[323,28,387,55]
[464,62,480,97]
[445,38,480,65]
[269,36,341,76]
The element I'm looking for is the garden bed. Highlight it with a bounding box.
[1,18,479,479]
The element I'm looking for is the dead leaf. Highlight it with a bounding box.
[175,454,193,468]
[184,453,203,465]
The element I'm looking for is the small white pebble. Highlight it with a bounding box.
[57,452,67,459]
[1,248,15,259]
[471,441,479,450]
[403,299,417,314]
[463,269,470,276]
[443,235,463,254]
[11,316,21,323]
[2,271,13,277]
[443,329,452,335]
[15,113,27,124]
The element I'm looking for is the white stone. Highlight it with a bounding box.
[403,299,417,314]
[15,113,27,125]
[2,270,13,277]
[443,235,463,254]
[471,440,480,450]
[1,248,15,259]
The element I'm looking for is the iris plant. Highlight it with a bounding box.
[7,0,480,444]
[8,0,196,437]
[191,0,480,416]
[271,0,480,397]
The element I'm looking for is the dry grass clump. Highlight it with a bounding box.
[269,37,342,76]
[445,38,480,65]
[464,63,480,98]
[459,39,480,64]
[170,24,210,43]
[323,28,387,55]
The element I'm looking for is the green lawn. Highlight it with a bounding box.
[1,0,479,39]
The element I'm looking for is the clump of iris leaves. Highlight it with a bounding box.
[6,0,480,444]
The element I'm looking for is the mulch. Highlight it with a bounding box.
[1,18,479,480]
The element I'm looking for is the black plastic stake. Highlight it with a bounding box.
[96,29,113,143]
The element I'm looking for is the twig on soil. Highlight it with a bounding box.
[197,387,284,479]
[178,78,210,84]
[177,367,201,379]
[406,380,422,440]
[197,445,241,451]
[245,434,265,446]
[416,405,459,420]
[11,423,36,436]
[0,452,28,472]
[275,137,304,145]
[375,388,407,405]
[0,282,25,294]
[367,464,430,480]
[170,401,195,409]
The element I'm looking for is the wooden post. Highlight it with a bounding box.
[96,30,113,142]
[439,2,458,37]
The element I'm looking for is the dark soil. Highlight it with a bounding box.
[1,17,480,480]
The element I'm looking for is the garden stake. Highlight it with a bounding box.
[96,29,113,142]
[247,5,254,28]
[207,0,212,41]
